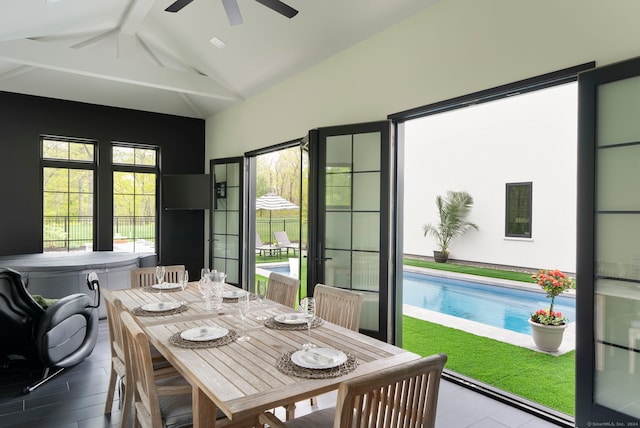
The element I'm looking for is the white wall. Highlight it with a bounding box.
[403,83,577,272]
[205,0,640,268]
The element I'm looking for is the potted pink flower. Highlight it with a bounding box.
[529,269,575,352]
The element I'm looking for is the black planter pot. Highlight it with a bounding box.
[433,250,448,263]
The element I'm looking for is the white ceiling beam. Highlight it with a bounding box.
[120,0,156,35]
[0,38,240,101]
[0,64,34,82]
[135,34,206,118]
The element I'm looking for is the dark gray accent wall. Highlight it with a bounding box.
[0,91,206,276]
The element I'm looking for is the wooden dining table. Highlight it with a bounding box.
[103,283,420,427]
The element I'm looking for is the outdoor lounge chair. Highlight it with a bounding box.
[256,233,280,257]
[273,231,300,256]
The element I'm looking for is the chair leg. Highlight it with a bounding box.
[117,376,125,408]
[104,366,118,414]
[120,375,133,428]
[23,366,64,394]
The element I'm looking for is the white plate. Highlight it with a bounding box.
[223,290,246,299]
[140,301,182,312]
[275,312,310,325]
[152,282,182,290]
[291,348,347,369]
[180,326,229,342]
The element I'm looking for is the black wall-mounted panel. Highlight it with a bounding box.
[163,174,211,210]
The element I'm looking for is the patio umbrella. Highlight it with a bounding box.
[255,193,299,245]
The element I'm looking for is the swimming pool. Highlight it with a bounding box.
[402,271,575,334]
[258,265,576,335]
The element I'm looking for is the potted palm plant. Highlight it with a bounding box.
[422,191,479,263]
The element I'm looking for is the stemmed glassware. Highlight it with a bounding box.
[180,270,189,291]
[237,293,251,342]
[198,268,210,298]
[255,280,267,321]
[155,265,165,285]
[302,297,316,350]
[155,265,165,298]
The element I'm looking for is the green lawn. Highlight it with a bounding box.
[403,316,575,415]
[401,258,575,416]
[403,258,535,283]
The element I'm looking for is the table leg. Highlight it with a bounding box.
[193,386,218,428]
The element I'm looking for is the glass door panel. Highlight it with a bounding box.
[578,58,640,425]
[593,77,640,419]
[308,121,392,341]
[210,157,244,286]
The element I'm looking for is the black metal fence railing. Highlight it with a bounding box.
[256,218,306,246]
[113,216,156,238]
[43,216,93,252]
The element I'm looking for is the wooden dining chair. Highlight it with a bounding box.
[119,310,253,428]
[120,310,194,428]
[299,283,366,411]
[130,265,185,288]
[104,298,178,427]
[259,353,448,428]
[314,283,365,332]
[266,272,299,309]
[104,297,131,425]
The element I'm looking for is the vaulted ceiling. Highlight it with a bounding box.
[0,0,437,118]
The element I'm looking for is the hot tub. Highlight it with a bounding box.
[0,252,156,318]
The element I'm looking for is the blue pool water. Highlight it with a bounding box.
[402,272,575,334]
[259,266,576,334]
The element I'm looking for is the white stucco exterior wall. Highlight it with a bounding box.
[403,83,577,272]
[204,0,640,269]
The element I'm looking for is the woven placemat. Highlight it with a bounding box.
[223,293,257,303]
[276,350,358,379]
[169,329,239,349]
[132,304,189,317]
[142,285,182,293]
[264,316,324,331]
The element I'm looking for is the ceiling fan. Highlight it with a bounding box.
[165,0,298,25]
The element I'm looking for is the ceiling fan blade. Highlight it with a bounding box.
[222,0,243,25]
[254,0,298,19]
[165,0,194,13]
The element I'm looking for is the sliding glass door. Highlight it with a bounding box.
[576,56,640,425]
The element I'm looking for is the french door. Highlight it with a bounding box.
[210,157,244,286]
[576,56,640,425]
[306,121,397,342]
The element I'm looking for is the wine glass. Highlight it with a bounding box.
[180,270,189,291]
[255,280,267,321]
[302,297,316,350]
[198,268,210,298]
[155,265,165,285]
[237,293,251,342]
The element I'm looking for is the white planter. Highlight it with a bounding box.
[528,319,568,352]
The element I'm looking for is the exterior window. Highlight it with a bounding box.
[42,138,95,252]
[505,182,532,238]
[112,145,158,253]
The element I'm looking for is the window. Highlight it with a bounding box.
[42,138,96,252]
[505,182,532,238]
[112,145,158,253]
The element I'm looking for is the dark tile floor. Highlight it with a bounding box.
[0,320,567,427]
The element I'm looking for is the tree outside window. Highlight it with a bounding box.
[112,145,158,253]
[42,138,95,252]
